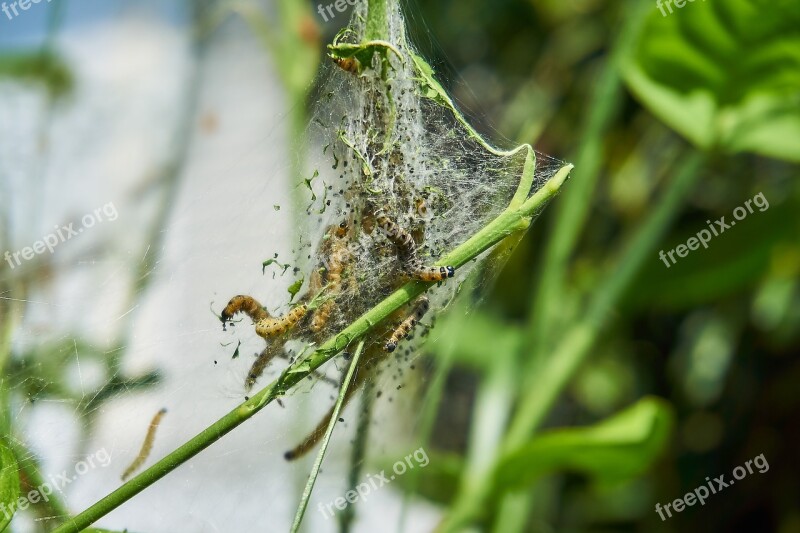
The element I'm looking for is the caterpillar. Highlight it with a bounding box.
[284,398,349,460]
[385,296,429,352]
[221,295,269,324]
[283,346,382,461]
[121,408,167,482]
[222,295,305,339]
[374,208,455,282]
[415,197,429,218]
[332,55,360,74]
[375,207,416,259]
[404,260,455,282]
[255,304,308,339]
[245,340,287,391]
[310,223,351,333]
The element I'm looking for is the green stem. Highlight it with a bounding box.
[365,0,389,41]
[50,163,572,533]
[450,356,515,529]
[291,341,365,533]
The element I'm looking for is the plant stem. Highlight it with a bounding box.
[366,0,389,41]
[49,162,571,533]
[291,341,365,533]
[449,355,515,529]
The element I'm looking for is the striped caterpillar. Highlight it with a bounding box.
[121,408,167,482]
[374,207,455,282]
[385,296,429,352]
[255,304,307,338]
[310,223,352,333]
[221,295,307,340]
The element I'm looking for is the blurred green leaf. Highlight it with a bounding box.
[622,0,800,161]
[494,397,673,491]
[8,338,161,411]
[429,308,521,370]
[626,193,799,311]
[0,52,73,98]
[378,451,463,505]
[10,339,113,399]
[0,440,20,531]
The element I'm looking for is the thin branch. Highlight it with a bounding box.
[291,341,365,533]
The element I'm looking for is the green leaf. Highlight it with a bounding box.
[622,0,800,161]
[494,397,673,491]
[0,52,73,98]
[8,339,127,404]
[377,451,463,505]
[0,440,20,531]
[262,258,290,276]
[287,361,311,374]
[625,194,799,311]
[287,278,304,301]
[231,340,242,360]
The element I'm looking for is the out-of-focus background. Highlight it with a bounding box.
[1,0,798,532]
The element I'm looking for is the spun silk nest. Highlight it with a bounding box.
[219,0,566,459]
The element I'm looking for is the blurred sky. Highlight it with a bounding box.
[0,0,187,49]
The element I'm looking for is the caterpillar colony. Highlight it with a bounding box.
[218,0,562,460]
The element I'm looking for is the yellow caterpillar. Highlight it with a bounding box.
[255,305,308,339]
[374,208,455,282]
[404,259,454,283]
[121,408,167,482]
[385,296,429,352]
[221,295,306,340]
[221,295,268,324]
[332,56,360,73]
[245,341,287,391]
[310,223,351,332]
[375,207,416,259]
